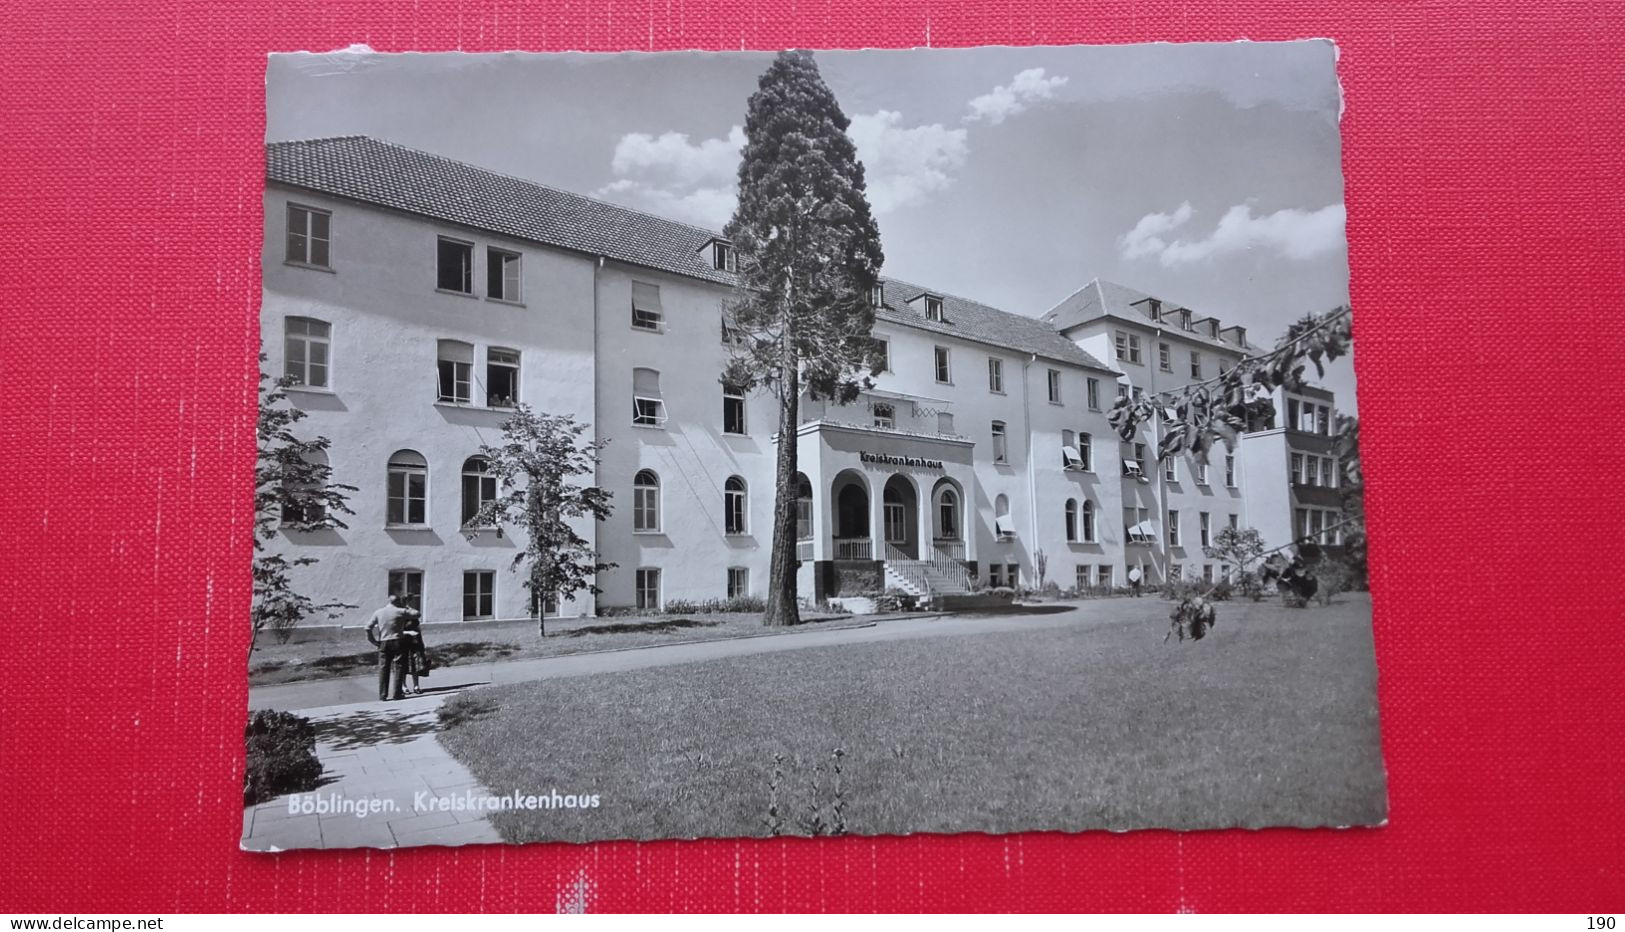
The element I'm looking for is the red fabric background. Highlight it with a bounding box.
[2,0,1621,913]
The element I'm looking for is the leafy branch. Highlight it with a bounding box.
[1106,305,1353,464]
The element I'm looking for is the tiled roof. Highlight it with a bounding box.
[267,136,735,285]
[875,280,1112,371]
[266,136,1111,371]
[1043,278,1255,352]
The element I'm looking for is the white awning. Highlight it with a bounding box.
[1062,446,1083,469]
[631,281,663,313]
[995,515,1016,537]
[1122,458,1143,474]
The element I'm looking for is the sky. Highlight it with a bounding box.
[267,42,1356,407]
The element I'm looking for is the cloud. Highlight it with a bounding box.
[597,113,967,223]
[965,68,1070,125]
[846,111,968,214]
[1118,202,1347,267]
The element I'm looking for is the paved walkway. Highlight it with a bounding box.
[243,605,1089,851]
[242,693,503,851]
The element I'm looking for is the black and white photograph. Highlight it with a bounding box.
[244,41,1384,851]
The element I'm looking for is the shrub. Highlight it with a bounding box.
[874,588,919,613]
[662,596,768,614]
[1313,560,1353,606]
[243,710,322,805]
[1161,579,1204,601]
[1208,579,1235,602]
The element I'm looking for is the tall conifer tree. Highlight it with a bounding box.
[722,50,886,627]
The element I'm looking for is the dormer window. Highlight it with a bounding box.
[1208,319,1221,338]
[870,284,886,308]
[706,239,736,273]
[923,295,944,322]
[1147,299,1162,322]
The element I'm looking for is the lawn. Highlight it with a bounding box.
[249,611,855,686]
[435,593,1387,843]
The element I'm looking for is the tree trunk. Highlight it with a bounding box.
[762,357,802,627]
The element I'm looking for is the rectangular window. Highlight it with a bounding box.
[872,403,895,430]
[283,317,330,388]
[635,568,661,611]
[1087,378,1100,410]
[723,385,747,435]
[924,295,944,321]
[934,346,952,383]
[1006,564,1020,588]
[387,459,427,526]
[711,241,736,272]
[437,340,473,404]
[1190,351,1202,379]
[1164,457,1177,483]
[1076,566,1090,591]
[1133,442,1148,474]
[1225,454,1237,487]
[727,567,749,599]
[487,348,520,407]
[1291,452,1305,485]
[1128,334,1142,365]
[1158,342,1172,372]
[1202,564,1214,583]
[875,338,890,373]
[1047,369,1062,404]
[437,237,474,294]
[1117,382,1129,401]
[1229,513,1239,531]
[1310,509,1325,540]
[285,204,331,268]
[1168,510,1181,547]
[988,564,1005,588]
[1200,512,1211,547]
[487,247,522,302]
[1324,457,1338,488]
[1195,462,1210,486]
[1115,330,1129,361]
[387,570,423,611]
[988,357,1005,393]
[462,571,495,619]
[1287,398,1301,430]
[991,421,1008,464]
[631,281,663,330]
[1318,405,1331,435]
[1295,508,1310,539]
[1096,565,1112,588]
[1168,563,1181,582]
[1301,404,1318,433]
[870,284,885,308]
[1077,432,1092,471]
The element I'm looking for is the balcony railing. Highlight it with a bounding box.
[833,538,873,561]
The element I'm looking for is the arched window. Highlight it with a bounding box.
[1065,499,1079,542]
[795,475,813,541]
[936,487,960,541]
[461,456,496,526]
[386,450,427,526]
[633,470,660,532]
[724,476,747,535]
[994,493,1014,539]
[1082,500,1096,542]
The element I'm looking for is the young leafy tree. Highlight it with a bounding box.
[1203,525,1267,599]
[1333,414,1367,585]
[465,405,615,636]
[721,50,887,627]
[253,358,356,652]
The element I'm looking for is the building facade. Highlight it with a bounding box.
[262,136,1342,623]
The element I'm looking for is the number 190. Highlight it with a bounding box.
[1589,918,1615,930]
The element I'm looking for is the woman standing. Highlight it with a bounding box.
[400,608,431,695]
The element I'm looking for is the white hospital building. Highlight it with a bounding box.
[263,137,1347,622]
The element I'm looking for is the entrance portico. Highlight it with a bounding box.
[794,401,977,600]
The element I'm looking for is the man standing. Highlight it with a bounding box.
[366,594,414,701]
